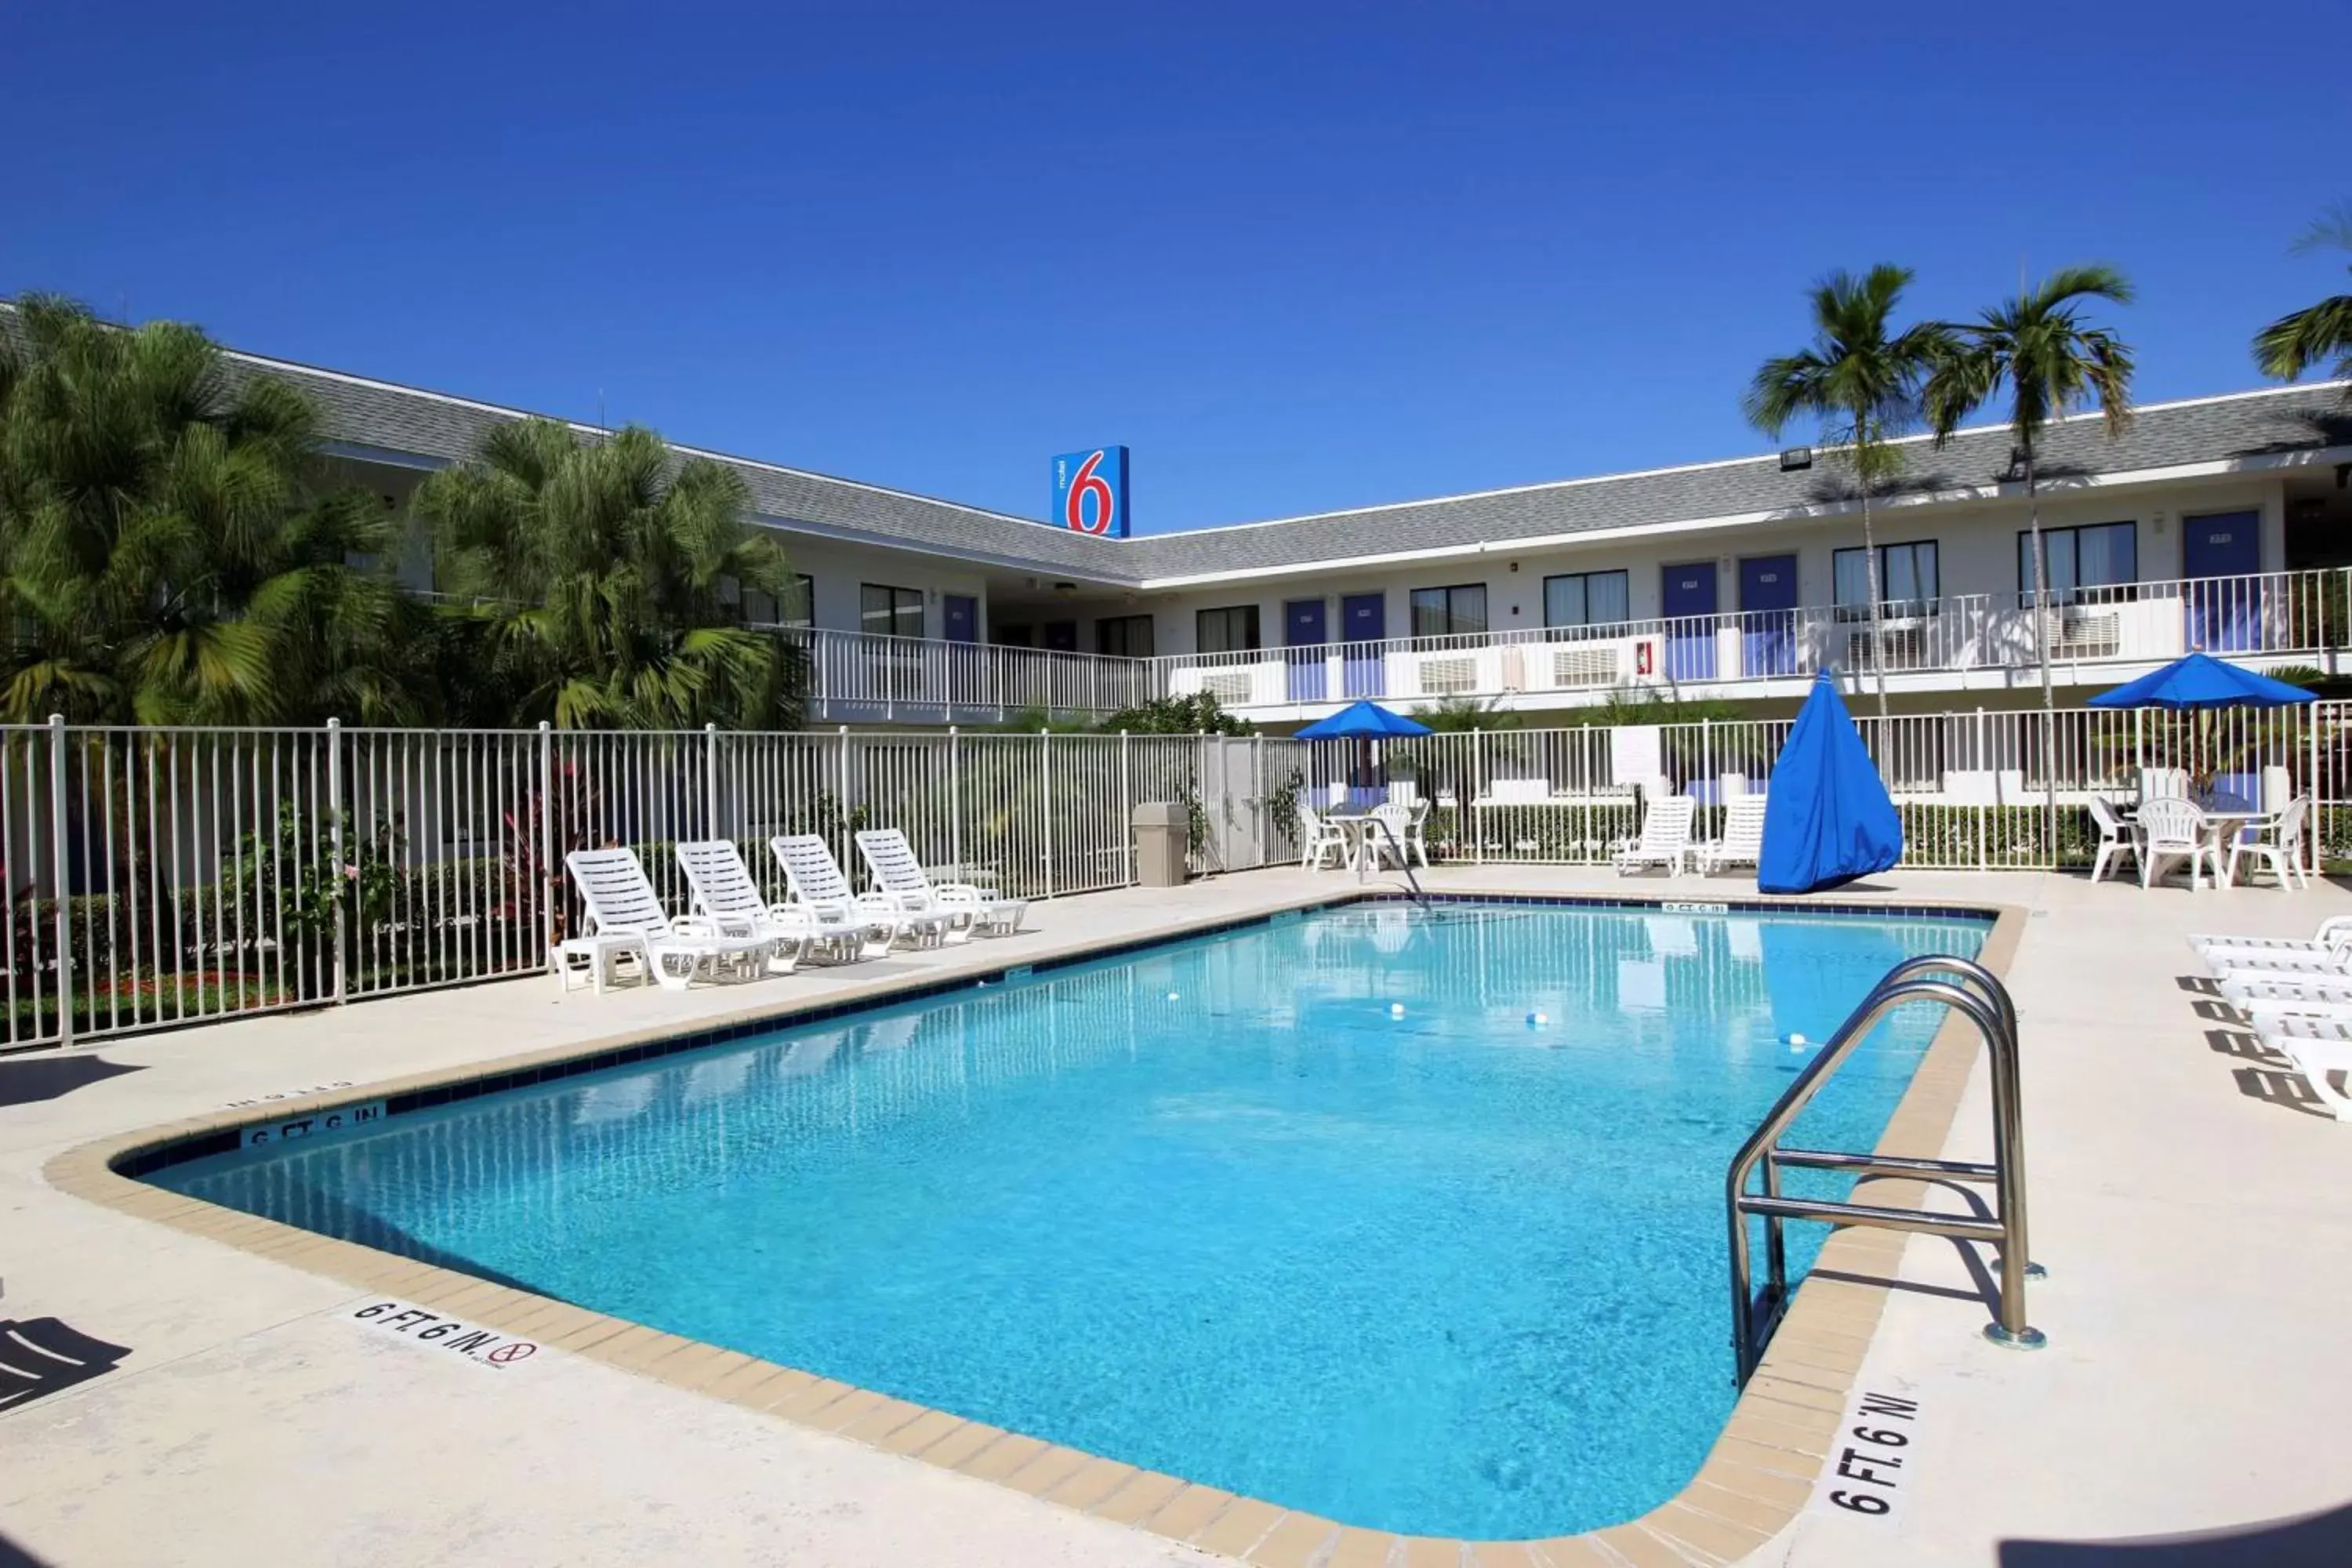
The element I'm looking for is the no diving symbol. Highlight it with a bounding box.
[485,1341,537,1367]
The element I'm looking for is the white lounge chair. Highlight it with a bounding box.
[1612,796,1694,877]
[2190,916,2352,964]
[2136,797,2221,890]
[2088,797,2140,884]
[674,840,815,975]
[2227,797,2310,891]
[855,829,1029,940]
[556,848,773,993]
[1696,796,1768,876]
[2205,946,2352,981]
[2253,1013,2352,1122]
[2216,973,2352,1023]
[769,834,943,956]
[1298,805,1350,870]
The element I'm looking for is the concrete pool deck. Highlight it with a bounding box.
[2,865,2348,1566]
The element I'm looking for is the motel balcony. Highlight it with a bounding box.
[1160,567,2352,723]
[782,568,2352,728]
[789,626,1160,725]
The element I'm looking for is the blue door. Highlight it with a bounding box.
[1662,563,1718,680]
[1738,555,1798,677]
[1341,593,1386,698]
[2183,511,2260,652]
[1285,598,1328,702]
[942,594,977,644]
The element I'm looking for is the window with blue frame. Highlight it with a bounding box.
[1541,570,1630,637]
[2020,522,2136,604]
[1834,541,1939,620]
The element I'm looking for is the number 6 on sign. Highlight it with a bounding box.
[1049,446,1129,538]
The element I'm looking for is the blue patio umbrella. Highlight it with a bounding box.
[1759,675,1904,895]
[1293,700,1436,739]
[1295,701,1433,807]
[2085,652,2318,710]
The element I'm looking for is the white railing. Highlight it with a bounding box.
[784,626,1160,723]
[9,697,2350,1054]
[1159,568,2352,712]
[0,720,1308,1054]
[1293,699,2348,873]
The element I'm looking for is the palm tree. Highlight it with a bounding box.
[2253,201,2352,399]
[1744,266,1950,716]
[1923,266,2136,713]
[416,418,805,729]
[0,294,419,724]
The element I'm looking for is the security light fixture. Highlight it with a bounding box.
[1053,581,1078,597]
[1779,447,1812,472]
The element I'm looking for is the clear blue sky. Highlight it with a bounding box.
[5,2,2339,535]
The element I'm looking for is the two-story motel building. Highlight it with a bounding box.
[253,341,2352,729]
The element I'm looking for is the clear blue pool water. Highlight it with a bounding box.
[154,898,1986,1537]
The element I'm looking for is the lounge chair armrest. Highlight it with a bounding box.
[668,915,720,938]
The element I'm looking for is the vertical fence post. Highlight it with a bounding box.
[837,726,853,869]
[949,728,963,875]
[1973,707,1988,872]
[2311,700,2326,879]
[538,722,554,960]
[1474,728,1487,866]
[704,722,720,840]
[48,714,72,1048]
[1252,734,1264,870]
[328,717,347,1005]
[1041,729,1056,899]
[1120,730,1132,884]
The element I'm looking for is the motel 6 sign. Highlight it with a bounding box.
[1050,446,1131,537]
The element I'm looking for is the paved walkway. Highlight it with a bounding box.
[2,864,2347,1566]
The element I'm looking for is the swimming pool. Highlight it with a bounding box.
[151,898,1987,1539]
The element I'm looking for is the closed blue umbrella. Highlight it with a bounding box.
[1759,676,1904,895]
[2085,652,2318,710]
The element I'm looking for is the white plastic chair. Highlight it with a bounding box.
[855,828,1029,940]
[2087,797,2141,884]
[557,848,773,993]
[2136,797,2220,890]
[2139,767,2190,804]
[1367,802,1427,868]
[1697,796,1768,876]
[770,834,943,955]
[2227,797,2310,891]
[1612,795,1694,877]
[1298,804,1350,870]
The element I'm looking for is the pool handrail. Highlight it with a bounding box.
[1724,954,2039,1385]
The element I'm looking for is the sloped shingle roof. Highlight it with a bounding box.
[22,306,2339,590]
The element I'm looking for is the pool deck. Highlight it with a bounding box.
[3,863,2350,1566]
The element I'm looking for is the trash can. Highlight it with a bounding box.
[1132,801,1189,887]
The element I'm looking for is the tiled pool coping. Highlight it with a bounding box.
[47,887,2025,1567]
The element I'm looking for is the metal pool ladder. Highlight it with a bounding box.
[1726,954,2042,1386]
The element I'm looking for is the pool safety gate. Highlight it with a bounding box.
[1726,955,2039,1385]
